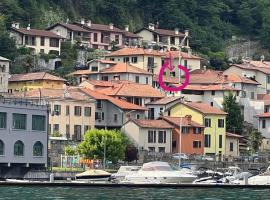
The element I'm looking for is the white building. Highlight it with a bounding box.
[0,56,10,93]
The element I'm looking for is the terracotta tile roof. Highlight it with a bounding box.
[161,116,204,127]
[232,61,270,75]
[69,70,96,76]
[12,88,92,101]
[146,96,182,105]
[215,74,259,85]
[184,102,227,115]
[226,132,243,138]
[183,84,240,91]
[10,27,63,38]
[46,23,91,32]
[256,112,270,118]
[164,51,201,60]
[79,88,147,110]
[99,60,117,64]
[258,94,270,101]
[9,72,66,82]
[153,74,179,84]
[123,31,140,38]
[82,80,116,87]
[96,81,164,98]
[131,119,174,129]
[100,62,152,75]
[136,27,185,37]
[106,47,164,57]
[0,56,10,61]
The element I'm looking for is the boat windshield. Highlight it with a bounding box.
[141,162,173,171]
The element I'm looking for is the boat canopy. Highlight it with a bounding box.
[141,162,173,171]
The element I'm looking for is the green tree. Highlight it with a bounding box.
[65,145,76,155]
[222,92,244,133]
[249,129,263,154]
[0,32,17,60]
[77,129,128,163]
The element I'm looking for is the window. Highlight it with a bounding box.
[131,57,138,63]
[14,140,24,156]
[102,76,108,81]
[53,124,59,133]
[230,142,234,152]
[66,125,70,137]
[134,98,142,106]
[66,106,70,116]
[0,140,4,155]
[262,119,266,129]
[32,115,46,131]
[74,106,82,116]
[33,141,43,156]
[124,57,130,63]
[184,60,187,67]
[91,66,98,71]
[0,112,6,129]
[40,37,45,46]
[204,118,211,127]
[48,124,51,135]
[94,33,98,42]
[159,147,165,153]
[158,131,166,143]
[148,147,155,152]
[32,37,35,45]
[170,71,176,77]
[54,105,61,115]
[12,114,27,130]
[97,100,102,109]
[218,119,224,128]
[148,130,156,143]
[135,76,140,83]
[210,102,213,107]
[170,37,175,45]
[219,135,223,148]
[114,114,118,122]
[211,91,215,95]
[84,125,91,133]
[147,57,154,68]
[115,35,119,44]
[193,141,201,148]
[84,107,91,116]
[204,135,211,148]
[74,125,82,141]
[251,92,255,99]
[50,38,59,47]
[136,114,140,119]
[181,127,189,134]
[242,91,246,98]
[193,128,201,134]
[146,77,149,84]
[268,75,270,84]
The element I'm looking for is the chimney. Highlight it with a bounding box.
[27,24,30,30]
[184,30,189,37]
[148,23,155,30]
[261,55,265,62]
[66,18,69,24]
[87,20,92,27]
[185,115,192,125]
[203,65,207,70]
[109,23,114,30]
[80,18,85,25]
[175,28,179,35]
[125,25,129,32]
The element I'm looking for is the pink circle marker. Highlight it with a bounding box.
[158,53,190,92]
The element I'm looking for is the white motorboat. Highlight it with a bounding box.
[122,161,197,184]
[237,166,270,185]
[75,169,111,182]
[110,166,141,182]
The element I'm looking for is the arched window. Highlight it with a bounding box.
[0,140,4,155]
[33,141,43,156]
[14,140,24,156]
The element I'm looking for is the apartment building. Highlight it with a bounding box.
[0,98,48,169]
[10,23,62,55]
[0,56,10,93]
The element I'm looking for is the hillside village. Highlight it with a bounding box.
[1,19,270,170]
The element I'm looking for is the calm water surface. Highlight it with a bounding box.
[0,186,268,200]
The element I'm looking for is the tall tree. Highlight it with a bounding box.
[222,92,244,133]
[249,129,263,154]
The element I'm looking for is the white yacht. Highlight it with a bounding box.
[122,161,197,184]
[110,166,141,182]
[237,166,270,185]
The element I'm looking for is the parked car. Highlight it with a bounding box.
[172,153,189,160]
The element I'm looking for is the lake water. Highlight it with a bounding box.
[0,186,268,200]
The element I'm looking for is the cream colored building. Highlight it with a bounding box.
[122,119,173,153]
[15,88,96,141]
[0,56,10,93]
[225,132,242,158]
[10,23,62,55]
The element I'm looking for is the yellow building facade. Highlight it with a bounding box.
[169,102,227,160]
[8,72,65,93]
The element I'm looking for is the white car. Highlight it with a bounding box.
[172,153,189,160]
